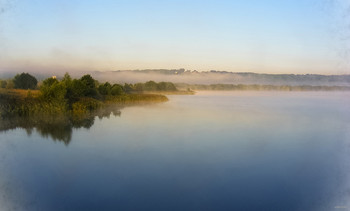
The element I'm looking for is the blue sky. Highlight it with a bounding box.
[0,0,349,74]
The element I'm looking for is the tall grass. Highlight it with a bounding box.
[105,94,168,104]
[0,89,168,117]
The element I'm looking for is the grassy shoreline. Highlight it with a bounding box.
[141,90,195,95]
[0,88,168,117]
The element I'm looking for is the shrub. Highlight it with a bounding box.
[13,73,38,89]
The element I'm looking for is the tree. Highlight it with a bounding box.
[158,82,177,91]
[98,82,112,95]
[123,83,134,93]
[60,73,71,99]
[40,78,66,101]
[111,84,124,95]
[80,75,97,97]
[144,81,158,91]
[42,78,58,87]
[70,79,85,99]
[134,83,144,92]
[62,73,72,86]
[13,73,38,89]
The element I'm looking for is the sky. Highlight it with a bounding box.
[0,0,349,74]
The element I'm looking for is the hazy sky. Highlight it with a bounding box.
[0,0,349,74]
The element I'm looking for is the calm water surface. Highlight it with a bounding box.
[1,92,350,211]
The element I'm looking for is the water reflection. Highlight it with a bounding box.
[0,93,349,211]
[0,106,122,145]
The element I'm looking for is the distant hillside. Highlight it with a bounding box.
[176,83,350,91]
[1,69,350,86]
[90,70,350,86]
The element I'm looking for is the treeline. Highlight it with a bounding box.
[176,83,350,91]
[0,72,171,116]
[0,72,178,95]
[0,72,37,89]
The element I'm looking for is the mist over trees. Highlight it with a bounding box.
[86,70,350,86]
[176,83,350,91]
[2,69,350,86]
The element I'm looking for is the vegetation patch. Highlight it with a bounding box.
[0,72,173,117]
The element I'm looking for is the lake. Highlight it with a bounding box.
[1,91,349,211]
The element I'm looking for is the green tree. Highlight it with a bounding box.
[98,82,112,95]
[144,81,158,91]
[61,73,74,100]
[123,83,134,93]
[13,73,38,89]
[42,78,58,87]
[80,75,97,97]
[62,73,72,86]
[111,84,124,95]
[70,79,86,99]
[158,82,177,91]
[134,83,144,92]
[40,78,66,101]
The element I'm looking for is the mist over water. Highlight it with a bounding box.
[88,71,350,86]
[0,92,349,211]
[3,70,349,87]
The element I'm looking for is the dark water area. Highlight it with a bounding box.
[0,92,349,211]
[0,106,122,145]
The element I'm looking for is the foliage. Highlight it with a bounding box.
[72,98,102,114]
[111,84,124,95]
[0,80,7,88]
[80,74,98,97]
[123,83,134,93]
[40,78,67,102]
[144,81,159,91]
[134,83,144,91]
[13,73,38,89]
[157,82,177,91]
[69,79,86,99]
[6,80,14,89]
[105,94,168,104]
[0,73,172,117]
[124,81,178,92]
[98,82,112,95]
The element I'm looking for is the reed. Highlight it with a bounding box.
[0,89,168,117]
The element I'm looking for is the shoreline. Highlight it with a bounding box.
[0,89,168,117]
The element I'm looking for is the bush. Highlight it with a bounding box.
[157,82,177,91]
[144,81,158,91]
[6,80,14,89]
[123,83,134,93]
[80,75,98,97]
[72,98,102,114]
[111,84,124,96]
[13,73,38,89]
[98,82,112,95]
[40,78,67,102]
[0,80,7,88]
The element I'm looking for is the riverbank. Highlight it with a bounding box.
[0,88,168,117]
